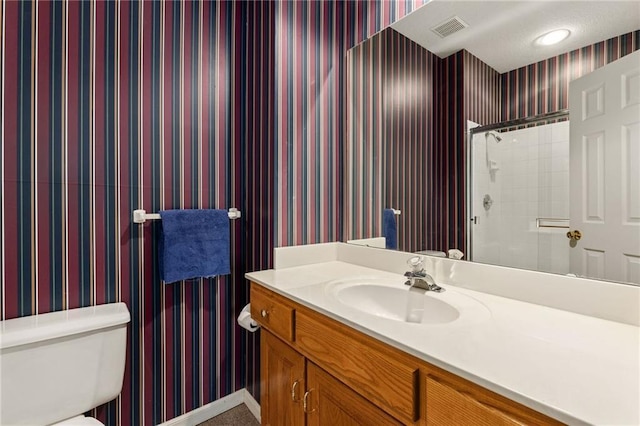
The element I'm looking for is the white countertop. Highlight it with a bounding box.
[247,256,640,425]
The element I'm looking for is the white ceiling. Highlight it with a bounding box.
[390,0,640,73]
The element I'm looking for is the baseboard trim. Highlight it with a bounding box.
[158,388,260,426]
[242,388,261,421]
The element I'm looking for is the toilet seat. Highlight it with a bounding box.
[52,415,105,425]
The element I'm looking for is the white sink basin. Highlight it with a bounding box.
[337,284,459,324]
[326,278,490,325]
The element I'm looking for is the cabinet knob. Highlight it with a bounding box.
[303,389,316,413]
[261,309,268,317]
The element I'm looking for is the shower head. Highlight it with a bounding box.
[485,131,502,142]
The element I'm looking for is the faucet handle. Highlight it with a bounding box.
[407,256,424,272]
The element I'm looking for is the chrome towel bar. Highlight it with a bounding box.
[133,208,241,224]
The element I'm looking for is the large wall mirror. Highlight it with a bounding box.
[344,0,640,286]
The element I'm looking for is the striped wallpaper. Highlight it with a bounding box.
[501,30,640,121]
[7,2,631,425]
[345,32,499,254]
[439,50,500,252]
[1,1,273,425]
[345,27,436,253]
[274,0,428,247]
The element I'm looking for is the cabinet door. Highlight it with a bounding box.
[261,331,305,426]
[425,374,560,426]
[306,362,402,426]
[296,310,418,423]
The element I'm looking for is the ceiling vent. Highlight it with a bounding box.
[431,16,468,38]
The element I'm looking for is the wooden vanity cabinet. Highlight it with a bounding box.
[306,361,402,426]
[295,309,419,423]
[261,330,399,426]
[251,282,562,426]
[422,372,560,426]
[251,284,296,342]
[261,331,305,426]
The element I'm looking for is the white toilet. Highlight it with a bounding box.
[0,302,130,425]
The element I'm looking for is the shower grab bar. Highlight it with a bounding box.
[133,208,241,224]
[536,218,569,229]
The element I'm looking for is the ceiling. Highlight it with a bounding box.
[390,0,640,73]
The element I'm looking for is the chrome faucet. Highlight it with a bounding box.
[404,256,445,293]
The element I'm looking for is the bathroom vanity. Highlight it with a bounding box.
[251,283,560,425]
[246,243,640,425]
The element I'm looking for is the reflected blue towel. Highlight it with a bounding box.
[158,209,230,283]
[383,209,397,250]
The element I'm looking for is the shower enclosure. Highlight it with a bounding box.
[467,111,570,275]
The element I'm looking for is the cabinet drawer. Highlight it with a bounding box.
[251,284,295,342]
[425,374,562,426]
[296,310,419,424]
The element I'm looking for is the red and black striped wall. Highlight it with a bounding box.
[345,27,436,252]
[273,0,428,247]
[344,31,499,254]
[3,0,636,425]
[435,50,500,253]
[2,1,274,424]
[501,31,639,120]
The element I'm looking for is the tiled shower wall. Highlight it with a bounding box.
[471,122,570,274]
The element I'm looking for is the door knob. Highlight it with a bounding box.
[566,230,582,241]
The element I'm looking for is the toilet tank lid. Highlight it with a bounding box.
[0,303,130,350]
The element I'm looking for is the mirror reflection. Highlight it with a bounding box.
[470,115,571,277]
[344,1,640,285]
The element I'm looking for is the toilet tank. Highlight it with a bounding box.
[0,303,130,425]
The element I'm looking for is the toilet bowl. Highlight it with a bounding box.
[0,302,130,425]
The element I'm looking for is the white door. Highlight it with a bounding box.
[569,50,640,284]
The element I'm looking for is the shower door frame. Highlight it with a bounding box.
[465,109,570,262]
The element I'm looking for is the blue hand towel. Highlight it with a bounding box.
[383,209,397,250]
[158,209,231,283]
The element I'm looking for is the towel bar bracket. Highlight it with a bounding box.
[133,208,241,224]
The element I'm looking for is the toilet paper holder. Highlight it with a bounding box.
[237,304,259,332]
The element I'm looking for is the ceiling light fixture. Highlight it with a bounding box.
[535,29,571,46]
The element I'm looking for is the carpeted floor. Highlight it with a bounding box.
[197,404,259,426]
